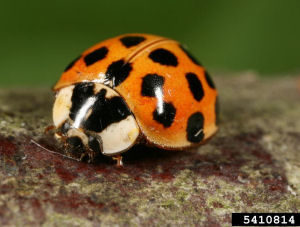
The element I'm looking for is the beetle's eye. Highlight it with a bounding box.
[66,136,84,149]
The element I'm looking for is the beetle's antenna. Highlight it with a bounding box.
[30,139,80,162]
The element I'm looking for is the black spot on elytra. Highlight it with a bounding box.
[141,73,175,127]
[88,136,102,154]
[179,45,202,66]
[84,47,108,66]
[105,60,132,87]
[185,72,204,102]
[205,71,215,89]
[149,48,178,66]
[70,83,95,120]
[64,56,81,72]
[153,102,176,128]
[187,112,205,143]
[120,36,146,48]
[83,89,131,132]
[141,74,165,97]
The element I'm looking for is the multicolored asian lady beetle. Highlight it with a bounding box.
[52,34,218,164]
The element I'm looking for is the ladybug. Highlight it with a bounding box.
[52,33,218,165]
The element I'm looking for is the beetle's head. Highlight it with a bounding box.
[52,82,140,157]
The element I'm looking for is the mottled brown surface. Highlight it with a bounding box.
[0,74,299,226]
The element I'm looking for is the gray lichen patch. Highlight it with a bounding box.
[0,74,299,226]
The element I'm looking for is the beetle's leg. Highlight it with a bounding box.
[113,155,123,167]
[86,147,96,163]
[76,144,97,163]
[81,129,103,163]
[77,142,96,163]
[77,147,95,163]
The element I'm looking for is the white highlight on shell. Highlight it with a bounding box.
[194,128,203,137]
[154,87,164,115]
[91,72,110,86]
[73,96,97,129]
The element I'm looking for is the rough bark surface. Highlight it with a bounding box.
[0,74,299,226]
